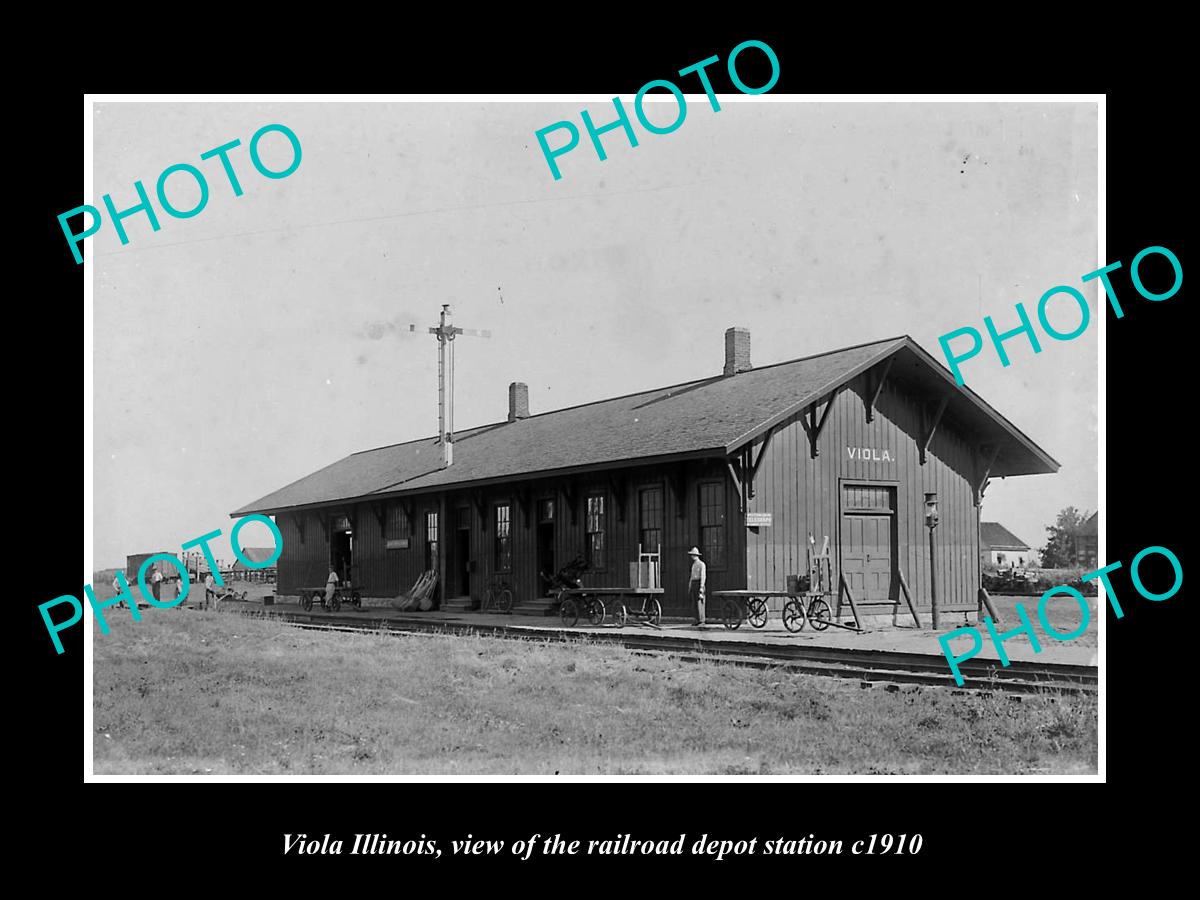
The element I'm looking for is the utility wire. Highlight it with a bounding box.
[96,179,709,259]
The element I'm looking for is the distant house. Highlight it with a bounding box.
[1076,512,1098,569]
[231,547,278,582]
[980,522,1032,568]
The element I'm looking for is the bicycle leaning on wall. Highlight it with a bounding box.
[481,574,514,613]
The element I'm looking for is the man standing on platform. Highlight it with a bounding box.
[325,566,340,608]
[687,547,707,627]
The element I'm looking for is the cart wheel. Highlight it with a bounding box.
[615,604,627,628]
[560,598,579,628]
[498,588,514,614]
[647,598,662,627]
[331,593,342,612]
[589,598,606,627]
[352,591,361,609]
[747,597,769,629]
[303,593,316,612]
[722,597,742,630]
[782,599,806,633]
[808,597,832,631]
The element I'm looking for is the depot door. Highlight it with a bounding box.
[455,506,471,597]
[840,484,896,603]
[536,498,555,596]
[331,527,353,584]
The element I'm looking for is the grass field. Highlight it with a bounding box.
[92,610,1097,776]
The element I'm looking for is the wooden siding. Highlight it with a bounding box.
[273,367,988,617]
[743,371,980,612]
[432,460,745,616]
[277,510,330,593]
[273,461,744,616]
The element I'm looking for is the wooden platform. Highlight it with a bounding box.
[218,598,1095,667]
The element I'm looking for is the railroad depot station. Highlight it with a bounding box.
[233,328,1062,632]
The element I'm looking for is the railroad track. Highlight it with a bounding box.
[232,608,1097,695]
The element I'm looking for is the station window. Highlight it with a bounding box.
[425,511,439,572]
[638,486,663,552]
[586,492,606,571]
[495,504,512,572]
[698,482,726,568]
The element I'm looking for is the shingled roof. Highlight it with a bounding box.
[233,335,1059,516]
[232,547,279,569]
[980,522,1031,551]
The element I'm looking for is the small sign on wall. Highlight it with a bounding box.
[846,447,894,461]
[386,538,410,550]
[746,512,773,527]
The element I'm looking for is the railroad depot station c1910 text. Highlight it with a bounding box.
[233,326,1057,624]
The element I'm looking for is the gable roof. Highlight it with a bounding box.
[980,522,1031,551]
[232,547,279,568]
[233,335,1059,516]
[1079,511,1098,536]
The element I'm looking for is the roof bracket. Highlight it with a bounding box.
[746,425,776,499]
[295,513,306,545]
[865,357,893,423]
[371,502,387,533]
[976,443,1001,505]
[316,512,328,542]
[472,490,487,533]
[397,498,414,535]
[518,488,532,529]
[608,473,627,522]
[564,483,579,526]
[669,465,687,519]
[801,389,839,458]
[726,457,744,513]
[920,396,949,466]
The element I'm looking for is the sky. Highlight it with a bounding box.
[91,99,1098,570]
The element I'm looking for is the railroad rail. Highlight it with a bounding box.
[229,607,1097,696]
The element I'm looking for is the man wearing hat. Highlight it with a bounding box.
[687,547,707,627]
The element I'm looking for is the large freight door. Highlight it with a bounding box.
[840,484,897,602]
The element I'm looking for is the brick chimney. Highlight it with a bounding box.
[508,382,530,422]
[724,327,752,376]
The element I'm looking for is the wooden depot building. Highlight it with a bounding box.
[232,329,1058,622]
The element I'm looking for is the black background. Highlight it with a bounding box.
[22,22,1186,885]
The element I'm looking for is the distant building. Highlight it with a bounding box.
[180,551,211,579]
[980,522,1032,568]
[125,551,170,583]
[1076,512,1098,569]
[232,547,278,583]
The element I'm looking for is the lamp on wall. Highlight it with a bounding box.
[925,491,941,629]
[924,492,940,528]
